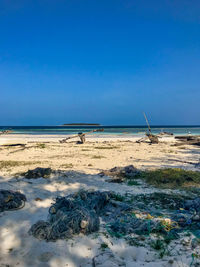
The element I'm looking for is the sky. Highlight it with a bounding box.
[0,0,199,126]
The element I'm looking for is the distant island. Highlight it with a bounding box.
[62,123,101,126]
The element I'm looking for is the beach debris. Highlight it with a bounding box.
[109,215,159,237]
[22,167,53,179]
[29,190,111,241]
[174,135,200,146]
[59,128,104,144]
[0,190,26,212]
[107,192,200,239]
[28,187,200,252]
[29,189,152,241]
[35,197,43,201]
[0,143,26,148]
[134,192,188,210]
[7,143,41,154]
[99,165,140,183]
[184,198,200,212]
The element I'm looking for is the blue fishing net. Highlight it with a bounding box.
[0,190,26,212]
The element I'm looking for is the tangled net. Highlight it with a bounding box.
[110,215,156,235]
[184,197,200,211]
[23,167,53,179]
[29,191,111,241]
[29,189,200,242]
[134,192,188,210]
[99,165,139,178]
[0,190,26,212]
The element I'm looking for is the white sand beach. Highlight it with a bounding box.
[0,134,200,267]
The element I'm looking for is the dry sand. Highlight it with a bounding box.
[0,134,200,267]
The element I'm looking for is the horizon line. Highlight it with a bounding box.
[0,125,200,128]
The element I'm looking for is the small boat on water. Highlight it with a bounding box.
[0,130,13,135]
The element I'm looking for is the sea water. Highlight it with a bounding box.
[0,126,200,136]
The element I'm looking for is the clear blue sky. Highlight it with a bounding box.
[0,0,199,125]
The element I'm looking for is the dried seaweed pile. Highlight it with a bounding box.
[0,190,26,212]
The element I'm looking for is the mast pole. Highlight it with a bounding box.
[143,112,152,134]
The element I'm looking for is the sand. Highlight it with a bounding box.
[0,134,199,267]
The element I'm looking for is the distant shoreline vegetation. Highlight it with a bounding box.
[62,123,101,126]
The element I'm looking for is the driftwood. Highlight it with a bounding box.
[175,135,200,141]
[136,136,148,143]
[59,129,104,144]
[174,140,200,147]
[0,144,25,148]
[174,136,200,147]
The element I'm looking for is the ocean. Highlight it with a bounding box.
[0,126,200,136]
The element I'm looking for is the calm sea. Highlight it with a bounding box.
[0,126,200,136]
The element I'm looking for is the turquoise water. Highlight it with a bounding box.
[0,126,200,136]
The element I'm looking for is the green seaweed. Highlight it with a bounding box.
[137,168,200,189]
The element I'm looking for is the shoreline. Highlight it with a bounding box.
[0,133,176,145]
